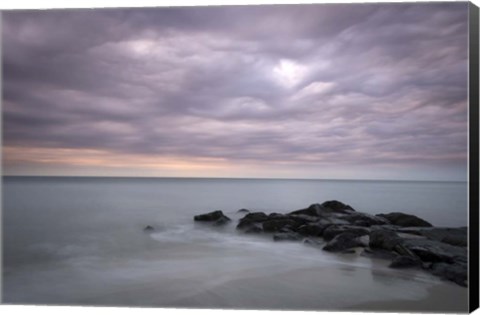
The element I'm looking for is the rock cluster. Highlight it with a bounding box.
[193,200,468,287]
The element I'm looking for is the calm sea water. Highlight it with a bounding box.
[2,176,468,309]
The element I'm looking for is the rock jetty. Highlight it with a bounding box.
[194,200,468,287]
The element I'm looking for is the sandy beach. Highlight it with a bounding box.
[345,283,468,313]
[73,249,467,313]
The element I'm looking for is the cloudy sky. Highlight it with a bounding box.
[2,3,469,180]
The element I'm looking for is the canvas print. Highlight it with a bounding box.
[1,2,476,313]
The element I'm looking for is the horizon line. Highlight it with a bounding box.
[1,174,467,183]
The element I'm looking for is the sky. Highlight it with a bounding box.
[1,2,470,181]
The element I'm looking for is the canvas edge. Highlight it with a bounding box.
[469,1,480,313]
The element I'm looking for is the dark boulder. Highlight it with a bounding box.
[244,224,263,234]
[297,223,328,237]
[410,248,452,263]
[367,231,418,257]
[289,203,326,217]
[369,229,403,251]
[289,201,355,219]
[323,217,351,225]
[194,210,231,225]
[323,225,370,241]
[377,212,432,227]
[237,212,268,230]
[194,210,228,222]
[431,262,468,287]
[323,232,365,252]
[321,200,355,213]
[342,212,389,227]
[353,220,372,227]
[242,212,269,221]
[402,238,467,264]
[267,213,287,220]
[398,227,467,247]
[392,244,417,257]
[288,214,319,225]
[389,256,421,269]
[237,208,250,214]
[262,219,299,233]
[441,234,467,247]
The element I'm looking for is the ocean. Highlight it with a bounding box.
[2,176,469,310]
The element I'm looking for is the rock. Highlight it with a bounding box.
[193,202,468,287]
[441,235,467,247]
[321,200,355,213]
[341,212,389,227]
[288,214,319,225]
[402,238,467,264]
[454,254,468,264]
[377,212,432,227]
[398,227,467,247]
[289,203,327,217]
[422,262,434,270]
[143,225,155,232]
[194,210,231,226]
[242,212,269,221]
[377,225,402,232]
[392,244,417,257]
[366,234,418,259]
[289,201,355,219]
[357,235,370,247]
[431,262,468,287]
[389,256,421,268]
[267,213,287,220]
[410,247,452,263]
[273,232,302,242]
[369,229,403,251]
[297,223,328,237]
[323,232,365,252]
[244,224,263,234]
[237,212,268,230]
[323,225,370,241]
[324,217,351,225]
[262,219,299,233]
[353,220,372,227]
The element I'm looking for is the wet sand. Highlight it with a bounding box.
[344,282,468,313]
[79,253,468,313]
[170,267,467,312]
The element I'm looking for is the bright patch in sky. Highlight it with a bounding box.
[128,39,156,55]
[273,59,308,88]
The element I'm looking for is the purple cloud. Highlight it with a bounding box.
[2,3,469,180]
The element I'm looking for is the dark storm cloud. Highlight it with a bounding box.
[2,2,469,176]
